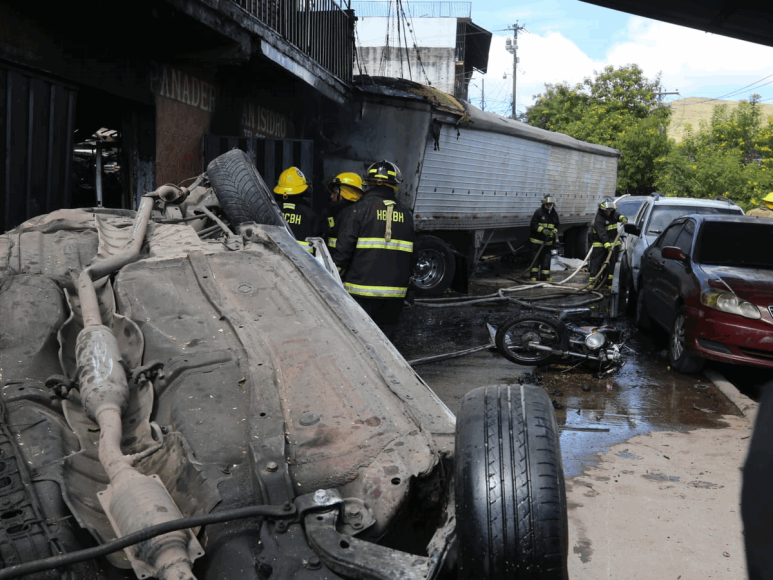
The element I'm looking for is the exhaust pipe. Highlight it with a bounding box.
[75,193,202,580]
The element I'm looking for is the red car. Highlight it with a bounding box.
[636,214,773,372]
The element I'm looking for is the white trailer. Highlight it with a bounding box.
[323,77,620,295]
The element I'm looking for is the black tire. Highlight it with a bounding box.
[412,235,456,297]
[618,260,636,316]
[455,384,569,580]
[206,149,287,230]
[668,307,705,373]
[635,281,652,331]
[495,314,568,366]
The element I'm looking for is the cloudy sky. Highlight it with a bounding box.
[464,0,773,117]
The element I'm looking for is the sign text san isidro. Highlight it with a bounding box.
[241,101,290,139]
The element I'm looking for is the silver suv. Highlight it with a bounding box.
[620,194,744,304]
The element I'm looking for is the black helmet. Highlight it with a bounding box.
[599,196,616,211]
[365,160,403,186]
[542,195,556,206]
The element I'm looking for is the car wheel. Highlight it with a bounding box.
[618,262,637,316]
[668,308,705,373]
[411,235,456,297]
[455,384,569,580]
[206,149,287,230]
[635,282,652,331]
[495,313,568,366]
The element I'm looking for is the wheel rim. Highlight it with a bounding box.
[501,320,560,363]
[671,314,686,360]
[413,249,446,290]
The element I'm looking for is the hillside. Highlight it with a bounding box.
[667,97,773,143]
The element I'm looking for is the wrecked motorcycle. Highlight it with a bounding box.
[495,311,625,376]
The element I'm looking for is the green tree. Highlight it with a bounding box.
[525,65,672,195]
[654,99,773,209]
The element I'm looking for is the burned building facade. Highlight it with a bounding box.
[0,0,354,231]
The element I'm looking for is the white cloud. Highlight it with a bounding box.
[470,31,603,117]
[469,16,773,117]
[606,18,773,99]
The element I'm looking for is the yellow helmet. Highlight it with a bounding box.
[330,172,363,202]
[764,192,773,209]
[274,167,308,195]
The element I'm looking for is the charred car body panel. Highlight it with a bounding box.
[0,150,568,580]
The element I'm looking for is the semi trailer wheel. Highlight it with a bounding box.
[455,384,569,580]
[412,235,456,297]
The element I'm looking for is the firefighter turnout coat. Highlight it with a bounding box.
[331,186,415,299]
[323,199,355,249]
[530,205,560,247]
[590,208,627,249]
[276,196,323,252]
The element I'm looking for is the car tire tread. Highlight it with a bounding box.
[206,149,287,229]
[455,384,569,580]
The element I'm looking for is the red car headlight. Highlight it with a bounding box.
[700,291,761,319]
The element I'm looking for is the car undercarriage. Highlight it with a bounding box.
[0,150,568,580]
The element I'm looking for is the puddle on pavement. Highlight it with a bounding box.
[393,302,743,479]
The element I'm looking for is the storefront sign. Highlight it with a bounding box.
[153,65,217,112]
[242,102,290,138]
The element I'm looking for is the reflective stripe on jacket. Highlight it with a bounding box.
[331,186,416,299]
[324,199,355,250]
[276,197,323,251]
[530,205,560,246]
[591,208,626,247]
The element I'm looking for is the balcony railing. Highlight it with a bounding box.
[233,0,355,83]
[351,1,471,18]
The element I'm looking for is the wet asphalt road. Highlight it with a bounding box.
[390,257,767,477]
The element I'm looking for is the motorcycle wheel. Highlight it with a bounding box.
[495,314,569,366]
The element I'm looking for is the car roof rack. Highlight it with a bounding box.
[713,195,737,205]
[650,192,660,200]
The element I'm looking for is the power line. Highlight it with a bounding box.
[679,73,773,105]
[398,0,431,85]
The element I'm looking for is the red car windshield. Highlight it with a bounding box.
[696,221,773,269]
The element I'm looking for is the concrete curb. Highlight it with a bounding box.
[703,368,758,424]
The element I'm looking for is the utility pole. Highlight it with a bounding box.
[505,22,525,118]
[656,90,680,101]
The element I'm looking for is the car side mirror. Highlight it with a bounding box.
[623,223,640,236]
[662,246,692,272]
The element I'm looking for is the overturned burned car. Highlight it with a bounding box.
[0,150,567,580]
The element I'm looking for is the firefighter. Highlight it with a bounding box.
[529,195,560,282]
[331,160,415,339]
[324,172,363,250]
[589,196,628,288]
[747,192,773,218]
[273,166,323,252]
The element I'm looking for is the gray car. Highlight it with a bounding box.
[619,193,744,310]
